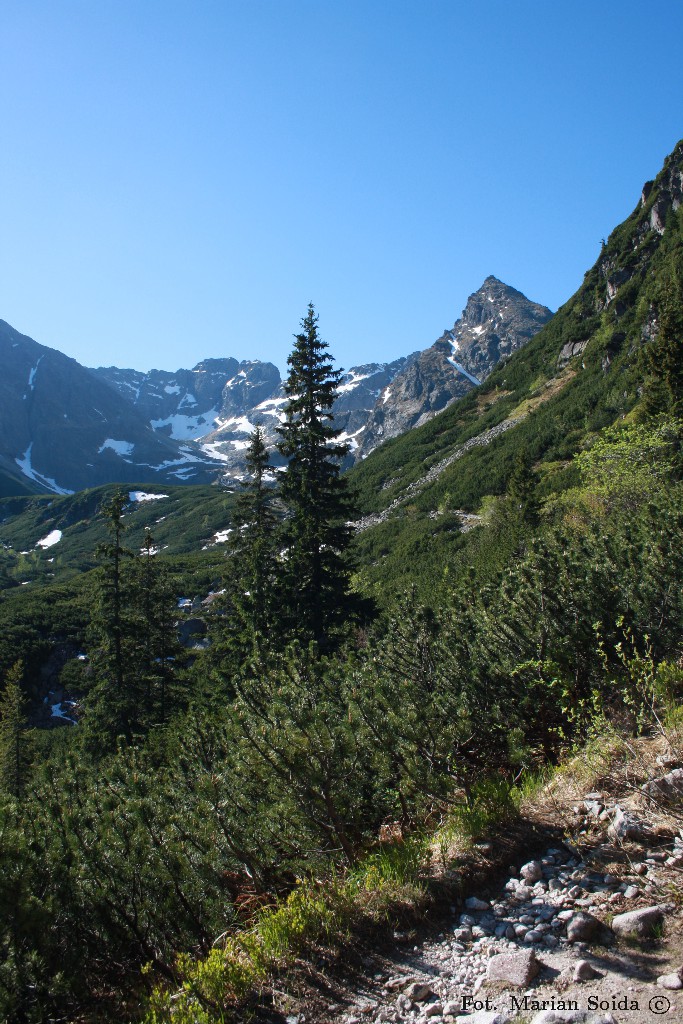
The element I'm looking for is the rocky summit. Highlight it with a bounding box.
[354,277,552,459]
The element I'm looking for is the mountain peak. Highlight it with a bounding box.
[354,279,552,459]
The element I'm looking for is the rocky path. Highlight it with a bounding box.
[289,766,683,1024]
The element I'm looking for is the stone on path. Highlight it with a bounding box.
[573,958,601,981]
[466,895,491,911]
[487,947,540,986]
[611,904,664,939]
[404,981,434,1002]
[566,911,603,943]
[657,970,683,990]
[520,859,544,882]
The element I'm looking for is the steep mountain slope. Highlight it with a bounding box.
[0,321,223,494]
[349,138,683,596]
[354,277,552,458]
[91,358,281,443]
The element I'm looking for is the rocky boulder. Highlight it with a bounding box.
[611,905,665,939]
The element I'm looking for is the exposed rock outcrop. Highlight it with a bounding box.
[355,277,552,459]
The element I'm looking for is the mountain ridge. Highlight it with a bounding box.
[1,277,550,495]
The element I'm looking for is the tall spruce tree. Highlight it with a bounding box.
[276,304,358,649]
[222,424,280,662]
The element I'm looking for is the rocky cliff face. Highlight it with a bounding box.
[95,356,414,479]
[354,277,552,459]
[0,320,222,494]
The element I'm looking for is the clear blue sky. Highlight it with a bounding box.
[1,0,681,374]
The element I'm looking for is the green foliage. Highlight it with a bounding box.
[0,662,31,797]
[276,304,361,648]
[575,417,682,509]
[217,425,280,668]
[1,145,683,1024]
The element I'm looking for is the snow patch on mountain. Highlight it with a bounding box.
[217,414,255,434]
[338,371,371,393]
[27,356,43,392]
[199,441,234,463]
[129,491,169,503]
[15,443,73,495]
[447,357,481,386]
[36,529,62,549]
[98,438,135,456]
[151,407,220,440]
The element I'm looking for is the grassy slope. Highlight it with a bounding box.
[0,483,236,586]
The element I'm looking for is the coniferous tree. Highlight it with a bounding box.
[222,424,280,663]
[0,662,29,798]
[506,450,539,525]
[130,529,181,727]
[276,304,358,649]
[85,491,137,747]
[642,273,683,418]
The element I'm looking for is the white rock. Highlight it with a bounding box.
[657,971,683,989]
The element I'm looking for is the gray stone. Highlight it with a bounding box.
[465,896,490,911]
[385,975,418,991]
[422,1003,443,1018]
[611,904,664,939]
[487,948,540,986]
[657,971,683,989]
[608,806,651,842]
[566,912,603,943]
[405,982,434,1002]
[573,958,601,981]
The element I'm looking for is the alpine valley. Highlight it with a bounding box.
[0,139,682,1024]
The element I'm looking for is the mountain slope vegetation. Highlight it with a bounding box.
[0,141,681,1024]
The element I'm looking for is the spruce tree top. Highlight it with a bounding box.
[277,303,349,458]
